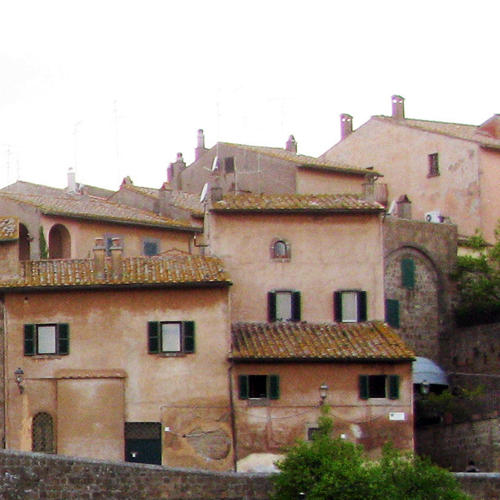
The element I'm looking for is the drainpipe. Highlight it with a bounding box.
[228,362,238,472]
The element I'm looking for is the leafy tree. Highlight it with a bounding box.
[39,226,48,259]
[271,407,471,500]
[454,229,500,326]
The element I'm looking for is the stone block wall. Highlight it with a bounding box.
[0,449,272,500]
[417,417,500,472]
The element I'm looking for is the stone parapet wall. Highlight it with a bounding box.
[0,449,272,500]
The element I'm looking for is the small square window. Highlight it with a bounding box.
[359,375,400,400]
[428,153,439,177]
[271,239,291,260]
[224,157,235,173]
[143,239,159,256]
[238,375,280,400]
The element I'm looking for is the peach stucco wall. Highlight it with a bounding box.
[4,285,232,470]
[478,148,500,242]
[322,119,486,239]
[208,211,385,323]
[296,169,365,195]
[40,216,195,259]
[232,361,414,461]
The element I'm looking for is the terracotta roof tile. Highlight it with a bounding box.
[223,142,377,175]
[0,192,199,231]
[211,193,385,212]
[231,321,414,361]
[0,255,231,289]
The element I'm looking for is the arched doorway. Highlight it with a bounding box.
[48,224,71,259]
[32,412,55,453]
[18,223,31,261]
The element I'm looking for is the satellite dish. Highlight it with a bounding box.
[211,155,218,171]
[200,183,209,202]
[387,200,396,215]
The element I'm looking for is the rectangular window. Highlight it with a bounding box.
[385,299,400,328]
[24,323,69,356]
[401,258,415,289]
[428,153,439,177]
[224,157,235,173]
[143,239,159,256]
[334,291,367,322]
[148,321,195,354]
[359,375,400,400]
[238,375,280,400]
[268,290,301,322]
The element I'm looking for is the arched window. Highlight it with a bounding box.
[32,412,55,453]
[271,239,291,260]
[19,224,31,261]
[48,224,71,259]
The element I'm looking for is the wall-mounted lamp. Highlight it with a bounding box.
[319,383,329,405]
[420,379,430,396]
[14,367,24,394]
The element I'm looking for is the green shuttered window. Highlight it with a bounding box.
[238,375,280,400]
[147,321,195,354]
[359,375,400,400]
[268,291,301,322]
[24,323,70,356]
[385,299,400,328]
[401,258,416,289]
[334,291,367,322]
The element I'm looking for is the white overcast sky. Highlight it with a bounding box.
[0,1,499,191]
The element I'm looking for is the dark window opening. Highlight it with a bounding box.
[239,374,280,400]
[224,157,235,173]
[428,153,439,177]
[32,412,55,453]
[359,375,400,400]
[143,240,159,256]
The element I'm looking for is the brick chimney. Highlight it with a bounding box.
[391,95,405,120]
[340,114,353,140]
[195,129,208,160]
[285,135,297,153]
[158,182,173,216]
[93,238,106,279]
[167,153,186,191]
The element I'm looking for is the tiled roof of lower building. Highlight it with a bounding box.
[231,321,414,361]
[0,192,199,231]
[0,255,231,290]
[211,193,385,212]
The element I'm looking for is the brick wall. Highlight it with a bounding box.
[0,449,272,500]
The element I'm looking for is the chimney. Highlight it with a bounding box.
[67,168,76,193]
[340,114,353,140]
[211,177,223,202]
[168,153,186,191]
[391,95,405,120]
[195,129,208,160]
[110,237,123,279]
[285,135,297,153]
[93,238,106,279]
[396,194,412,219]
[158,182,173,216]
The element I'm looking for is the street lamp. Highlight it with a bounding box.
[420,379,430,396]
[14,367,24,394]
[319,383,329,405]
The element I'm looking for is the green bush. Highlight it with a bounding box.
[271,409,471,500]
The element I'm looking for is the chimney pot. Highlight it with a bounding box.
[340,114,353,140]
[195,129,208,160]
[67,168,76,193]
[391,95,405,120]
[285,135,297,153]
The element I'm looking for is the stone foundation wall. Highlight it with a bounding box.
[0,449,272,500]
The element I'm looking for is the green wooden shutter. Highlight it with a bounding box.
[148,322,160,353]
[333,292,342,321]
[183,321,195,353]
[239,375,249,399]
[357,291,367,322]
[268,375,280,400]
[291,292,301,322]
[389,375,400,400]
[401,258,415,289]
[268,292,277,322]
[385,299,400,328]
[58,323,70,355]
[359,375,369,400]
[24,324,35,356]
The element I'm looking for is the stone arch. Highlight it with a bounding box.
[384,245,441,358]
[18,223,31,261]
[48,224,71,259]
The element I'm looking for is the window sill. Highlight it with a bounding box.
[247,398,270,407]
[26,355,65,359]
[153,352,187,358]
[427,173,440,178]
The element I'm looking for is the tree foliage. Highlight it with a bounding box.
[454,229,500,326]
[39,226,48,259]
[271,408,471,500]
